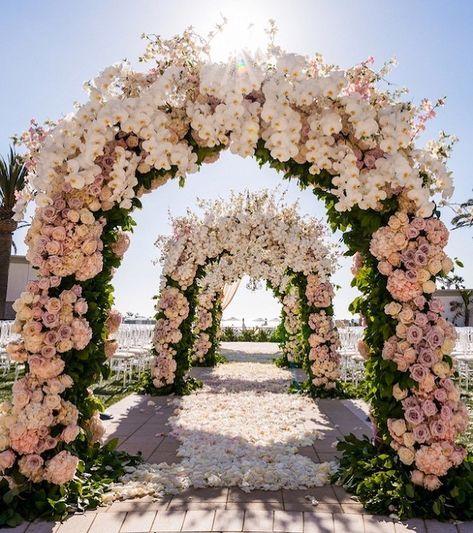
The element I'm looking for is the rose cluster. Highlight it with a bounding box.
[370,211,467,489]
[151,287,189,387]
[306,278,341,390]
[191,292,216,363]
[26,198,105,281]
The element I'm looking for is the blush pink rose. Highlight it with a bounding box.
[0,450,16,472]
[43,450,79,485]
[61,425,80,444]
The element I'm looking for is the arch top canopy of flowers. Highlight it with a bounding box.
[14,24,454,223]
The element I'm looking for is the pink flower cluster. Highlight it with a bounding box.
[191,293,217,362]
[306,277,335,309]
[111,231,130,258]
[192,333,212,363]
[26,197,104,281]
[0,279,92,483]
[308,311,341,389]
[371,211,466,489]
[370,213,452,303]
[152,287,189,386]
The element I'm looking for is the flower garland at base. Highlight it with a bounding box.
[0,437,141,527]
[334,435,473,521]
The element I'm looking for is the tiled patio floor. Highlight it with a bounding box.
[4,357,473,533]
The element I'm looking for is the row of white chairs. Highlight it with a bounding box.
[2,320,473,388]
[108,324,155,386]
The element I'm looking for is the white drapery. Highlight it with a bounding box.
[221,280,241,311]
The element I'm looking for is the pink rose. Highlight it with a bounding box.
[18,454,44,482]
[41,345,56,358]
[413,424,430,443]
[406,226,420,239]
[429,299,444,314]
[0,450,16,472]
[421,400,437,417]
[50,276,61,288]
[53,198,67,211]
[430,420,447,438]
[111,232,130,258]
[406,325,423,344]
[411,218,427,231]
[74,299,88,315]
[51,226,66,241]
[425,327,444,348]
[410,364,428,383]
[61,425,80,444]
[58,325,72,340]
[411,469,425,486]
[404,406,424,426]
[42,312,59,329]
[440,405,453,421]
[417,348,438,367]
[43,451,79,485]
[414,312,429,328]
[423,475,442,491]
[434,388,448,403]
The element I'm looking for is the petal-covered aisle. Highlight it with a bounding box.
[106,361,335,501]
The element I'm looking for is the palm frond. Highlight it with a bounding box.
[0,147,28,213]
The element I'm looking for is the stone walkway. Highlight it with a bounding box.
[4,345,473,532]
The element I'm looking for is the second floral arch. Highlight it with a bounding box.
[147,190,342,395]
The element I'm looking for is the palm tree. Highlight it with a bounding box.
[0,148,27,319]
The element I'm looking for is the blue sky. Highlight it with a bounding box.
[1,0,472,321]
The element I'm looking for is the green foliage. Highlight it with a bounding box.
[0,438,141,526]
[220,327,278,342]
[334,434,473,521]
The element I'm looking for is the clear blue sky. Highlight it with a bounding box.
[1,0,472,321]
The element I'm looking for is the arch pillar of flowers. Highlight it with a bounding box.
[148,191,340,395]
[1,27,471,522]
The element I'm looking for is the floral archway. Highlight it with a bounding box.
[1,27,471,522]
[148,190,340,393]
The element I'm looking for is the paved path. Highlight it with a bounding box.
[5,344,473,532]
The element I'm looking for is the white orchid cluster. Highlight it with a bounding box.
[15,36,453,227]
[152,190,338,386]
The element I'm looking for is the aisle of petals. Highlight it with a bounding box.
[104,362,335,503]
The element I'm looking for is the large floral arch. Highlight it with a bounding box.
[2,27,471,521]
[149,190,340,393]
